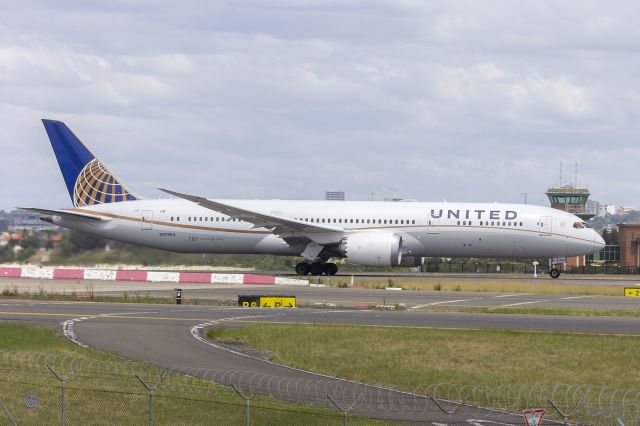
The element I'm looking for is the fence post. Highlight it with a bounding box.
[232,385,253,426]
[136,372,167,426]
[548,397,584,425]
[428,395,468,421]
[48,364,74,426]
[326,392,363,426]
[0,399,16,426]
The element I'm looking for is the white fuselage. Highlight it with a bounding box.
[52,199,603,260]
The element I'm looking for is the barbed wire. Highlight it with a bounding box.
[0,350,636,424]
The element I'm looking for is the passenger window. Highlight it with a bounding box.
[350,219,353,223]
[412,220,415,224]
[367,219,370,224]
[356,219,359,223]
[170,217,174,221]
[339,219,342,223]
[188,217,191,221]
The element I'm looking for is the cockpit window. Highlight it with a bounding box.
[581,222,590,228]
[573,222,584,229]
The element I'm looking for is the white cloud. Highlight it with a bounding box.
[0,0,639,210]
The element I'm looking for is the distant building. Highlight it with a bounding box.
[0,210,58,232]
[617,206,635,215]
[325,191,345,201]
[585,199,600,216]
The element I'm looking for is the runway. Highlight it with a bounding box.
[1,273,639,424]
[3,277,640,310]
[0,298,638,423]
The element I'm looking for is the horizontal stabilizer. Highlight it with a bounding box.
[18,207,107,222]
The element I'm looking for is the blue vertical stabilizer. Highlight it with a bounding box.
[41,119,138,207]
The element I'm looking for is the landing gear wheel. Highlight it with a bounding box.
[323,263,338,276]
[309,262,324,276]
[295,262,310,275]
[549,268,561,279]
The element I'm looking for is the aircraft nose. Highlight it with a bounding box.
[594,231,605,250]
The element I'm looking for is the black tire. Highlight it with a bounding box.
[295,262,310,275]
[309,262,324,276]
[549,268,561,279]
[323,263,338,276]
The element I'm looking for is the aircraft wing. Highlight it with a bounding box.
[159,188,344,246]
[17,207,107,222]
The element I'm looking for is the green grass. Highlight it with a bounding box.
[0,324,381,425]
[207,323,640,390]
[459,306,640,317]
[322,276,632,296]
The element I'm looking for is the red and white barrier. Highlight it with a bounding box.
[0,266,308,286]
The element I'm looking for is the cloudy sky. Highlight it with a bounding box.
[1,1,639,210]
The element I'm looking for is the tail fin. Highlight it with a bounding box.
[41,119,139,207]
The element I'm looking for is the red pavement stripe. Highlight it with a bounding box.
[115,270,148,281]
[53,269,85,279]
[179,272,212,283]
[0,268,21,278]
[243,274,275,285]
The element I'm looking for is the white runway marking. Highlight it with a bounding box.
[410,299,478,310]
[560,296,592,300]
[499,300,548,307]
[493,294,519,298]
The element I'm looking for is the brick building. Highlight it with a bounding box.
[618,223,640,268]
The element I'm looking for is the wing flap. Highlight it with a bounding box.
[158,188,344,245]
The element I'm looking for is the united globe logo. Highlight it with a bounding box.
[72,159,135,206]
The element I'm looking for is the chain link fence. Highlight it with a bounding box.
[0,351,637,425]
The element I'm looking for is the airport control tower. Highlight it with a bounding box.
[545,186,594,220]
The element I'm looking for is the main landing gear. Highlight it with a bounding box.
[295,261,338,276]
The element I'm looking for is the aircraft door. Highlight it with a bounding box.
[141,210,153,230]
[427,218,439,234]
[538,216,552,236]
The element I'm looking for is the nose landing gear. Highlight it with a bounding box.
[549,267,561,279]
[294,261,338,276]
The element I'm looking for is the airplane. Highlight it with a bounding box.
[22,119,605,278]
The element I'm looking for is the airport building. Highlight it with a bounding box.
[618,224,640,268]
[545,186,593,268]
[545,187,594,220]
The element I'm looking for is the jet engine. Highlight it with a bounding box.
[340,232,403,267]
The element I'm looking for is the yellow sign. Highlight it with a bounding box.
[260,296,296,308]
[624,288,640,297]
[238,295,296,308]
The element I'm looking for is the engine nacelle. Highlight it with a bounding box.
[341,232,403,267]
[398,256,424,267]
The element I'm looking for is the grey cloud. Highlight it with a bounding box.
[0,1,639,210]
